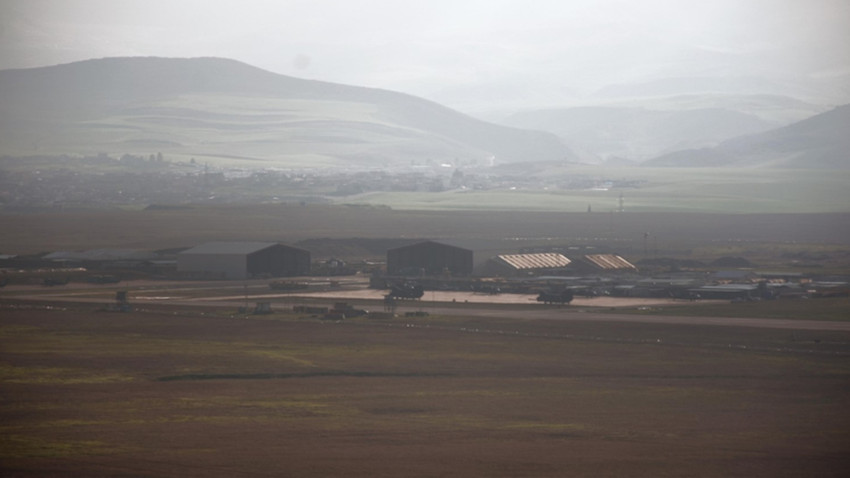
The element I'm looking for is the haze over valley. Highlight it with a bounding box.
[2,0,848,171]
[1,56,847,170]
[1,56,848,214]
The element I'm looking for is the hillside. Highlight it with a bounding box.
[644,104,850,169]
[501,105,777,162]
[0,57,573,168]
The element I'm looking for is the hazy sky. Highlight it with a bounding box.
[1,0,848,112]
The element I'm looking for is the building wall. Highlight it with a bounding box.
[484,260,565,277]
[247,245,310,277]
[178,244,311,280]
[387,241,473,276]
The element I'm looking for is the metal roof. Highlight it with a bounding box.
[496,253,571,270]
[387,240,473,253]
[583,254,637,270]
[712,271,757,280]
[692,284,759,292]
[44,249,157,261]
[179,242,280,255]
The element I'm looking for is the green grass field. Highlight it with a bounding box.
[341,168,850,214]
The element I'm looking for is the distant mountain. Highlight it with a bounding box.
[0,57,573,168]
[594,76,795,100]
[501,105,777,162]
[643,104,850,169]
[592,75,850,107]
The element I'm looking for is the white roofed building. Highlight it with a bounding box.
[487,253,572,276]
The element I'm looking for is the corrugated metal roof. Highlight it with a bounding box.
[583,254,636,270]
[387,240,473,253]
[712,271,757,280]
[44,249,157,261]
[694,284,758,292]
[497,253,571,270]
[180,242,278,255]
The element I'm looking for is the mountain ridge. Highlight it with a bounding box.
[643,104,850,169]
[501,105,779,163]
[0,57,573,168]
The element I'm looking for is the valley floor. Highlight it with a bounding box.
[2,294,849,477]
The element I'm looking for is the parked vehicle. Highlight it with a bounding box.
[536,289,574,305]
[387,282,424,299]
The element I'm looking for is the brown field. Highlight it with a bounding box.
[2,204,850,476]
[3,206,850,264]
[2,301,849,477]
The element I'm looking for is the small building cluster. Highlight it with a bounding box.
[3,238,845,303]
[372,240,842,301]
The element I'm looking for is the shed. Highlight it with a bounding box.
[178,242,310,280]
[386,240,473,276]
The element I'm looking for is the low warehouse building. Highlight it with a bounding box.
[387,240,473,276]
[178,242,310,280]
[574,254,638,273]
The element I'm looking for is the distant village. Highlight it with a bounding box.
[0,154,642,210]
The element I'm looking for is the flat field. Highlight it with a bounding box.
[3,205,850,263]
[2,179,850,477]
[342,167,850,214]
[2,303,849,477]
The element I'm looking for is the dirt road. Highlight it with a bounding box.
[3,279,849,332]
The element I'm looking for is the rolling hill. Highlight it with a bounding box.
[644,104,850,169]
[501,105,778,163]
[0,57,573,168]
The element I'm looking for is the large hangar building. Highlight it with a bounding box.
[386,240,473,276]
[178,242,310,280]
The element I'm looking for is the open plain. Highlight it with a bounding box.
[2,17,850,476]
[2,289,850,477]
[2,204,850,476]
